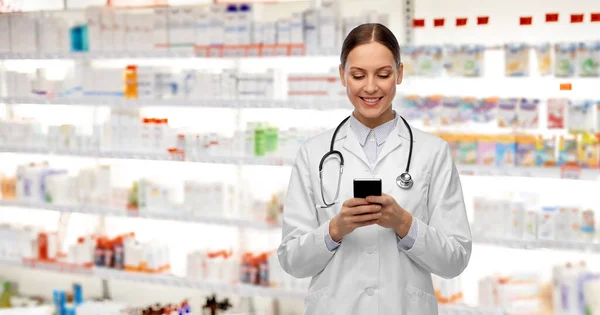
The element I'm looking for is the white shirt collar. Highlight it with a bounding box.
[349,110,399,146]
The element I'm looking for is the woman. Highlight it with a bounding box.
[277,23,472,315]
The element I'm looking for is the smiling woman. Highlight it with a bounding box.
[338,24,403,129]
[278,23,472,315]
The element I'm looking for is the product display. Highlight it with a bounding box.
[0,280,46,310]
[0,111,325,162]
[472,195,596,242]
[185,249,302,291]
[0,161,284,224]
[402,95,600,133]
[0,2,389,57]
[479,271,546,314]
[402,41,600,78]
[433,275,464,305]
[3,65,274,101]
[478,262,600,315]
[437,133,599,168]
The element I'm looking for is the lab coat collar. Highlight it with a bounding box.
[334,111,415,168]
[333,111,413,142]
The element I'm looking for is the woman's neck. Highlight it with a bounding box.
[353,107,395,129]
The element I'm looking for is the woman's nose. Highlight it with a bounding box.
[363,78,378,93]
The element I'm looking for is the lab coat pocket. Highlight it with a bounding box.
[304,285,333,315]
[405,285,438,315]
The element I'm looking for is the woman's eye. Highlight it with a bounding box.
[378,74,390,78]
[352,75,365,80]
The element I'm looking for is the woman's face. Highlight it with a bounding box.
[339,41,403,127]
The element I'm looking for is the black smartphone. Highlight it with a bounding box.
[353,178,382,199]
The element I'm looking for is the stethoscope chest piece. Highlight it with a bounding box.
[396,172,413,189]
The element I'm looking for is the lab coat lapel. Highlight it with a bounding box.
[376,119,413,166]
[339,123,371,168]
[377,131,402,166]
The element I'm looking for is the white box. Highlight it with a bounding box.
[0,13,11,53]
[138,13,154,52]
[208,5,224,46]
[276,19,291,45]
[194,7,210,47]
[37,15,61,53]
[153,7,169,50]
[124,13,137,52]
[168,8,181,46]
[238,4,252,45]
[137,66,156,100]
[263,22,276,45]
[251,21,263,45]
[223,6,238,46]
[302,9,319,54]
[100,8,115,52]
[290,13,303,45]
[319,1,339,52]
[168,7,195,51]
[113,12,127,52]
[10,13,38,53]
[86,7,103,52]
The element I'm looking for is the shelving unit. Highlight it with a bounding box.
[0,200,279,230]
[439,304,505,315]
[6,199,600,255]
[474,235,600,253]
[0,146,295,166]
[0,256,506,313]
[0,49,340,60]
[0,146,596,181]
[0,257,304,300]
[0,97,349,110]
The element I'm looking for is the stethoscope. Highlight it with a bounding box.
[319,115,414,208]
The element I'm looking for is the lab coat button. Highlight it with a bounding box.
[365,245,375,254]
[366,287,375,296]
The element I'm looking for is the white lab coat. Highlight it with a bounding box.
[277,117,472,315]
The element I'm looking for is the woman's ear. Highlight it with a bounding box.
[339,64,346,87]
[396,63,404,85]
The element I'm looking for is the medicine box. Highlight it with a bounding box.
[153,7,169,50]
[0,13,10,53]
[100,8,115,52]
[86,7,102,52]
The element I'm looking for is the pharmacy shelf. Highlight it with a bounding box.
[0,257,304,299]
[0,50,338,60]
[0,257,93,276]
[0,97,349,110]
[1,146,598,181]
[0,51,199,60]
[0,200,279,230]
[0,146,295,166]
[474,235,600,252]
[439,304,505,315]
[457,164,600,181]
[94,267,305,300]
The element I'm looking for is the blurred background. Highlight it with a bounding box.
[1,0,600,314]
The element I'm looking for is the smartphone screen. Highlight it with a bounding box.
[353,178,382,199]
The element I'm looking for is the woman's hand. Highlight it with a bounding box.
[366,194,413,238]
[329,198,382,242]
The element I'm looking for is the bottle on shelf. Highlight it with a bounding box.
[0,281,12,308]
